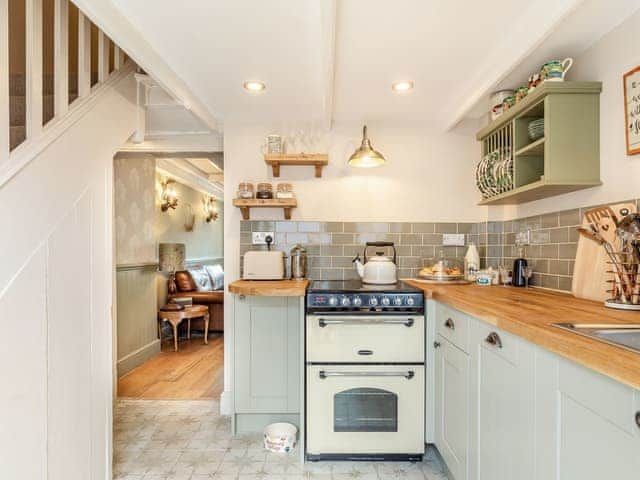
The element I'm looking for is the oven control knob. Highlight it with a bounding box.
[353,296,362,307]
[381,297,391,306]
[341,296,351,307]
[369,297,378,307]
[406,297,415,306]
[328,296,338,306]
[394,297,403,306]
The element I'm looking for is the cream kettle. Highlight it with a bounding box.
[353,242,398,284]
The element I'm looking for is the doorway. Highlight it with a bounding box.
[113,152,224,400]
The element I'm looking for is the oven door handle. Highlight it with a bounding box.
[319,370,415,380]
[318,318,414,328]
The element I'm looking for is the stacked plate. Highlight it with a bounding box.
[528,118,544,140]
[475,148,513,199]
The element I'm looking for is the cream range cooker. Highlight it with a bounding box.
[305,280,425,461]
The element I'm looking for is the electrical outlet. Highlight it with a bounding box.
[442,233,465,246]
[515,230,531,246]
[252,231,275,245]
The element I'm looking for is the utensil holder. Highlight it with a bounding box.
[604,248,640,311]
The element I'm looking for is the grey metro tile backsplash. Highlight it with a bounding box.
[240,220,479,280]
[239,197,640,291]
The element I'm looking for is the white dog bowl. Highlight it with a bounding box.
[263,422,297,453]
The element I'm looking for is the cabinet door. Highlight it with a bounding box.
[435,335,470,480]
[470,323,535,480]
[234,296,300,413]
[535,350,640,480]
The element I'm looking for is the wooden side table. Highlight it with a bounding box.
[158,305,210,351]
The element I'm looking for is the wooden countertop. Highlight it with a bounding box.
[404,279,640,390]
[228,279,310,297]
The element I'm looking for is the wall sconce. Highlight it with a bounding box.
[203,196,219,222]
[161,179,179,212]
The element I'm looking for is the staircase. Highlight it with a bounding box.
[9,74,79,151]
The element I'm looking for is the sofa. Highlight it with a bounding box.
[168,270,224,332]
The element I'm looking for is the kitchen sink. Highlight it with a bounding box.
[552,323,640,354]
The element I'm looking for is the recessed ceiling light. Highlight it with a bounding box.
[243,81,266,93]
[392,81,414,93]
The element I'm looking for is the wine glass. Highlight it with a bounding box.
[498,265,510,287]
[524,266,533,288]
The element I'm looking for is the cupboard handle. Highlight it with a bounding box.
[319,370,415,380]
[636,411,640,429]
[357,349,374,356]
[433,341,441,349]
[485,332,503,349]
[445,318,455,330]
[318,318,414,327]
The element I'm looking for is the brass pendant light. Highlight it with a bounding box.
[348,125,386,168]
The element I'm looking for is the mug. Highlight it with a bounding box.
[541,58,573,82]
[502,95,516,111]
[528,73,541,91]
[515,86,529,102]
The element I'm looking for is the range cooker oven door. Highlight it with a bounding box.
[306,314,424,363]
[306,364,425,459]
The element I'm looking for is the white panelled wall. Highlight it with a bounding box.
[0,71,137,480]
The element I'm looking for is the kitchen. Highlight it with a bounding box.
[219,4,640,479]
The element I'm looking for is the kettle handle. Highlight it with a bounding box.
[364,241,396,264]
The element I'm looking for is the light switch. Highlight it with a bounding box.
[442,233,465,246]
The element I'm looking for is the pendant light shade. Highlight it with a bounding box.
[348,125,386,168]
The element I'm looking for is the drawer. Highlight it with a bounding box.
[306,314,424,363]
[473,321,519,366]
[436,303,470,353]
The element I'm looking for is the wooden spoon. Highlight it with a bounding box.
[584,205,617,232]
[598,215,632,302]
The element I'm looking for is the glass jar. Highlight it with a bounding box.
[237,182,254,199]
[276,183,294,199]
[256,182,273,199]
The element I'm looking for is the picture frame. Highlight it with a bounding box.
[623,66,640,155]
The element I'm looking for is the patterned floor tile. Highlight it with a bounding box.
[113,399,448,480]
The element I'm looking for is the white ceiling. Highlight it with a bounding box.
[110,0,640,130]
[111,0,327,123]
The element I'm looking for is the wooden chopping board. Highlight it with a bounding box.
[571,202,636,302]
[411,278,472,285]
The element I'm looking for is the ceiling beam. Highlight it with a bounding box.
[156,157,223,199]
[320,0,337,130]
[443,0,585,131]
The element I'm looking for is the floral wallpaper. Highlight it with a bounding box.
[114,156,157,265]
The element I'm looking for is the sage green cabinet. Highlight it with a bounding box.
[469,322,536,480]
[234,295,302,432]
[434,334,470,480]
[476,82,602,205]
[432,300,640,480]
[534,349,640,480]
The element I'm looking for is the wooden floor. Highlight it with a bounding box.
[117,334,224,400]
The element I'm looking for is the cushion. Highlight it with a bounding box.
[175,271,196,292]
[205,264,224,290]
[188,267,214,292]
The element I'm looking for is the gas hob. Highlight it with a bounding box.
[306,280,424,314]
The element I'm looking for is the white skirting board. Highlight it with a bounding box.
[220,390,233,416]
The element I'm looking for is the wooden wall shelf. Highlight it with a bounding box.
[233,198,297,220]
[264,153,328,178]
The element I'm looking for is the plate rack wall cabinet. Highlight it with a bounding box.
[475,82,602,205]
